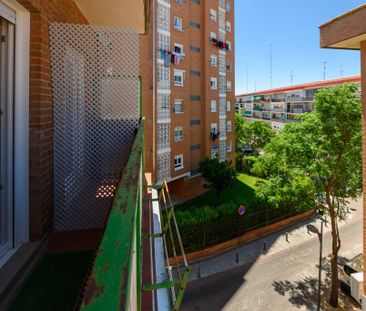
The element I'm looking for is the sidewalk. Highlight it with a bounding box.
[188,198,362,282]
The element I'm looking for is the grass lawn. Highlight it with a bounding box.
[8,251,92,311]
[176,173,263,210]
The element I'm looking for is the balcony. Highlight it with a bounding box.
[6,121,189,311]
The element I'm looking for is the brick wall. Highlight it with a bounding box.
[16,0,87,240]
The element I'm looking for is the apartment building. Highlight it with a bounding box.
[236,76,361,131]
[141,0,235,199]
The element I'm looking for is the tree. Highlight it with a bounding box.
[235,114,275,155]
[198,158,236,206]
[253,83,362,307]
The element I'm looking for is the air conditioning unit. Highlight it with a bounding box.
[350,272,363,306]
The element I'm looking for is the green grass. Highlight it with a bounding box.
[176,173,263,210]
[8,251,93,311]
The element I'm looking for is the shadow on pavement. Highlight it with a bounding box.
[181,217,319,311]
[272,256,352,310]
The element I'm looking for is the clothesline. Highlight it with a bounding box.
[210,38,231,51]
[159,48,186,66]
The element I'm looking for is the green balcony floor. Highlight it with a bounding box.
[7,250,93,311]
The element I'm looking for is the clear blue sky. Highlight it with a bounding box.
[235,0,365,95]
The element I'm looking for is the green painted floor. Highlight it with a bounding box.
[7,251,93,311]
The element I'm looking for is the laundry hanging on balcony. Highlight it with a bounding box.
[159,49,186,66]
[210,131,220,141]
[210,38,230,51]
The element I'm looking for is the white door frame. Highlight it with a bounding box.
[0,0,29,266]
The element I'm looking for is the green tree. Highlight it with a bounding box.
[235,114,275,155]
[253,83,362,307]
[198,158,236,206]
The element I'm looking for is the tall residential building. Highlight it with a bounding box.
[236,76,361,131]
[141,0,235,199]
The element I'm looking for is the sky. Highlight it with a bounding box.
[235,0,366,95]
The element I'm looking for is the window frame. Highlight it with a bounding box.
[174,99,183,114]
[174,16,183,31]
[174,126,184,142]
[174,69,185,87]
[211,99,217,112]
[210,54,217,67]
[210,77,218,90]
[210,8,217,22]
[174,154,184,171]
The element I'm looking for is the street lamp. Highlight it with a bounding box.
[307,212,324,311]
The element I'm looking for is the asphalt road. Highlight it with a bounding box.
[181,203,362,311]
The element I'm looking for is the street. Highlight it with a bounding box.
[182,199,362,311]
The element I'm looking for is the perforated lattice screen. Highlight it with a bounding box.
[49,23,139,231]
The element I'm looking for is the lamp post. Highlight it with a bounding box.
[307,213,324,311]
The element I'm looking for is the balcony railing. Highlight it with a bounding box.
[79,120,144,311]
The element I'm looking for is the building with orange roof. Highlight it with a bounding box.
[235,75,360,131]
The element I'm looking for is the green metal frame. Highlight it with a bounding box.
[79,120,144,311]
[142,181,190,311]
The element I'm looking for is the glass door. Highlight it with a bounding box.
[0,16,14,259]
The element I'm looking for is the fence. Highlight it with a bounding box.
[172,204,302,255]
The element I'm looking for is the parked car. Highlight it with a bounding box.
[338,253,363,289]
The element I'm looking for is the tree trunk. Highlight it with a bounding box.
[326,193,340,308]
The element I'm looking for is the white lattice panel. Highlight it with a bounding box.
[219,141,226,161]
[157,93,170,121]
[219,98,227,116]
[219,8,226,29]
[219,75,226,94]
[158,33,170,51]
[219,53,226,73]
[157,153,171,182]
[158,4,170,33]
[219,30,226,42]
[50,23,140,231]
[156,0,171,181]
[157,123,171,150]
[219,0,226,10]
[157,63,170,90]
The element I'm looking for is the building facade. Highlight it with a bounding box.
[141,0,235,199]
[236,76,361,131]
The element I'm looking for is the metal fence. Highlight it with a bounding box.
[174,204,300,254]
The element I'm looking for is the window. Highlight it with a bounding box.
[174,70,185,86]
[210,32,216,40]
[210,77,217,90]
[174,154,184,170]
[174,16,183,31]
[227,121,232,132]
[210,9,217,22]
[226,41,232,51]
[176,0,184,4]
[175,127,184,142]
[210,55,217,67]
[174,99,183,113]
[227,80,232,92]
[226,21,231,32]
[226,101,231,112]
[211,145,219,159]
[211,100,217,112]
[174,43,184,54]
[226,2,231,12]
[226,60,232,71]
[211,123,218,133]
[227,141,232,153]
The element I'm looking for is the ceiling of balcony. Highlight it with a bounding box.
[74,0,147,33]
